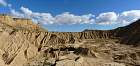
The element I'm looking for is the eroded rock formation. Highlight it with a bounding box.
[0,14,44,31]
[0,14,140,66]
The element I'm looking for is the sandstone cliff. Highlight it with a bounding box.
[0,15,140,66]
[0,14,45,31]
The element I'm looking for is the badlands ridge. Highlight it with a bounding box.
[0,14,140,66]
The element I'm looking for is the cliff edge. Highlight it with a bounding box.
[0,14,47,31]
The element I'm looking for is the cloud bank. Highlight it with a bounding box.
[0,0,7,6]
[1,0,140,27]
[96,12,118,25]
[119,10,140,25]
[11,6,95,25]
[10,6,140,26]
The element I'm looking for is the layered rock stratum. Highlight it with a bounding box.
[0,14,140,66]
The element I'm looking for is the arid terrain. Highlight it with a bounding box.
[0,14,140,66]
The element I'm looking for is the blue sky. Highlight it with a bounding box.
[0,0,140,32]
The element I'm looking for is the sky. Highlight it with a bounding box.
[0,0,140,32]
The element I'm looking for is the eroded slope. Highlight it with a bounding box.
[0,15,140,66]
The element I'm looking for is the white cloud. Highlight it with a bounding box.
[10,6,95,25]
[10,9,24,18]
[119,10,140,26]
[20,6,32,16]
[32,13,55,24]
[96,12,118,25]
[95,10,140,26]
[54,12,95,24]
[10,6,140,26]
[0,0,7,6]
